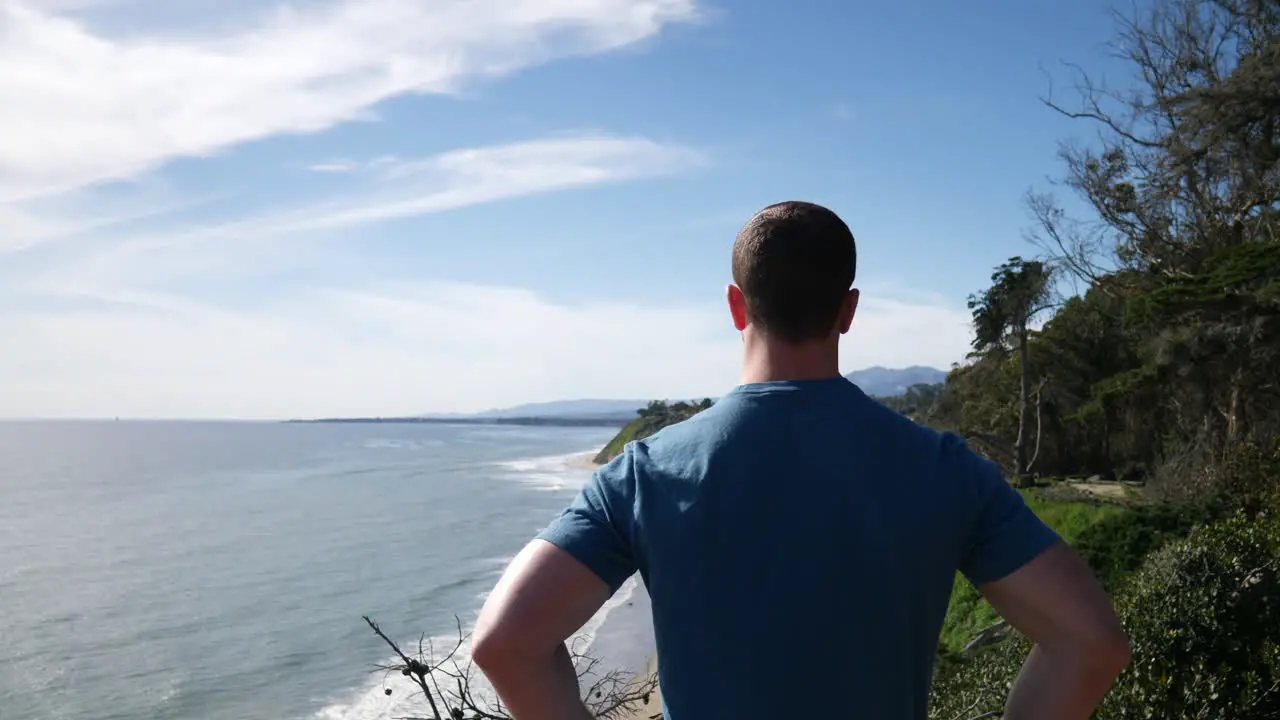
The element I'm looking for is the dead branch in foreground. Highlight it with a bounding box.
[362,615,659,720]
[362,615,1013,719]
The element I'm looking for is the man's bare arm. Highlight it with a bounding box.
[471,539,612,720]
[980,542,1131,720]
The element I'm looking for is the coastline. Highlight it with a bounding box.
[568,449,599,470]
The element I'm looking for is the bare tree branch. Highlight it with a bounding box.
[361,616,659,720]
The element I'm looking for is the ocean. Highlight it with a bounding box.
[0,421,654,720]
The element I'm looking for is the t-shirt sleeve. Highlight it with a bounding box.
[945,433,1061,585]
[535,447,639,594]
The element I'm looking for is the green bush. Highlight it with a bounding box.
[1100,515,1280,719]
[1214,437,1280,519]
[930,516,1280,719]
[1071,500,1217,591]
[1150,436,1280,518]
[929,636,1025,718]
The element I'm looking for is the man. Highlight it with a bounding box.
[472,201,1130,719]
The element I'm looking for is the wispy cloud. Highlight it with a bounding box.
[307,161,360,174]
[0,128,968,419]
[0,0,976,419]
[0,0,699,254]
[281,135,701,236]
[0,180,214,253]
[308,156,408,175]
[0,0,698,201]
[7,134,701,293]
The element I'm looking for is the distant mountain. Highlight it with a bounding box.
[845,366,947,397]
[447,399,650,421]
[427,367,946,421]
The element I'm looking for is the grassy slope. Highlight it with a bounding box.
[939,490,1126,651]
[593,416,651,464]
[593,408,704,464]
[939,487,1214,653]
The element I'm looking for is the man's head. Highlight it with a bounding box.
[728,201,859,345]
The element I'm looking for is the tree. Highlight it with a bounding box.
[876,383,943,420]
[637,400,668,418]
[1024,0,1280,478]
[968,257,1056,483]
[1034,0,1280,281]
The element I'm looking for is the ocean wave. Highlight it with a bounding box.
[360,438,443,450]
[315,446,649,720]
[493,448,597,492]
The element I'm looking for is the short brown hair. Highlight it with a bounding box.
[731,201,857,343]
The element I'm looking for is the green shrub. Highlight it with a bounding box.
[929,632,1028,719]
[1100,515,1280,719]
[1071,500,1217,591]
[930,516,1280,719]
[1151,436,1280,519]
[1214,436,1280,519]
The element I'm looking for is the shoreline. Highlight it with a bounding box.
[568,449,599,470]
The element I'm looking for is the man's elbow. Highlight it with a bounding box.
[1098,628,1132,676]
[470,624,514,672]
[1034,609,1131,680]
[1069,623,1132,679]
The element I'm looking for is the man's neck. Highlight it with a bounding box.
[739,333,842,385]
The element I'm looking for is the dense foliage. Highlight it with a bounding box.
[926,1,1280,716]
[874,382,943,417]
[914,0,1280,487]
[931,514,1280,720]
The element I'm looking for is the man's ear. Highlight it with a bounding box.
[838,288,859,335]
[727,284,749,331]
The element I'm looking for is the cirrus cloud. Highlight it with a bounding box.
[0,0,698,201]
[0,0,978,419]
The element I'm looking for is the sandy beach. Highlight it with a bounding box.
[569,449,600,470]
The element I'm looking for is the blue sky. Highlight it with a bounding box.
[0,0,1127,419]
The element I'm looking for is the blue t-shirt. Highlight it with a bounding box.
[538,378,1059,719]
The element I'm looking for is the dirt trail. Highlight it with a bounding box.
[1070,481,1131,499]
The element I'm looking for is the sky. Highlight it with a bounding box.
[0,0,1131,419]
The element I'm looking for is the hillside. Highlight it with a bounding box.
[464,399,648,421]
[592,399,711,464]
[423,368,942,423]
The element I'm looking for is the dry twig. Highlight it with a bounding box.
[362,616,658,720]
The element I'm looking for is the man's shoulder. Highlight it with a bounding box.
[839,392,995,486]
[848,388,951,446]
[604,403,729,477]
[602,391,981,478]
[637,404,722,449]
